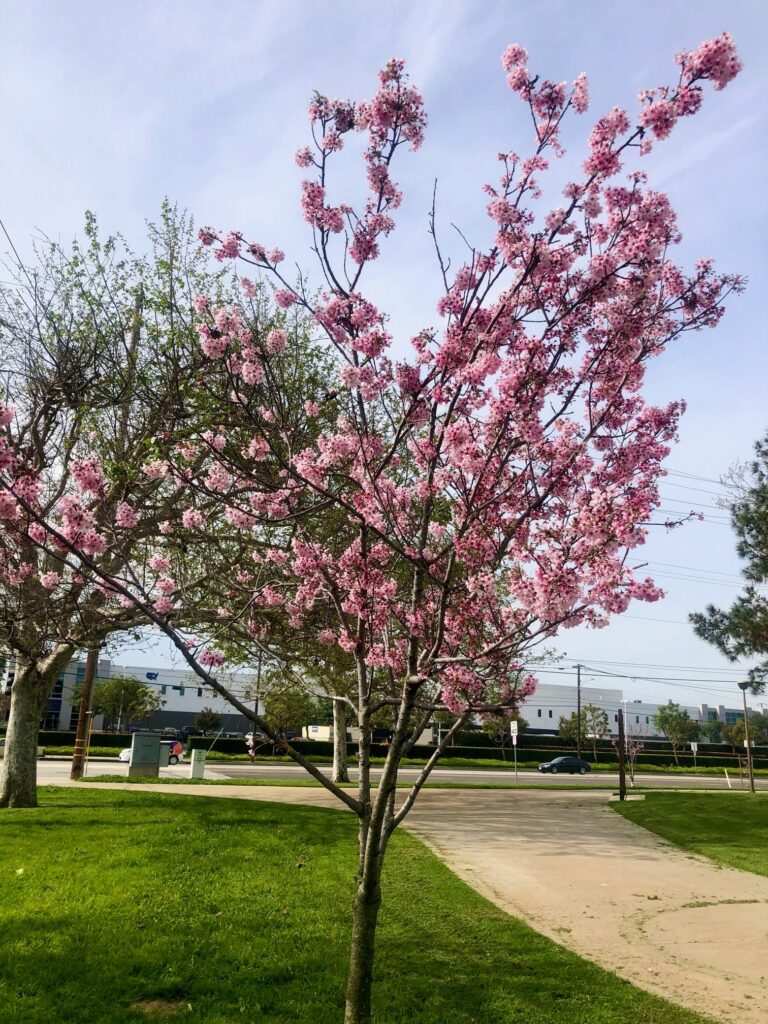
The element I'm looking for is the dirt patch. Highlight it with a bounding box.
[131,999,190,1016]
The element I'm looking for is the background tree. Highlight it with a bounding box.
[691,432,768,693]
[654,700,700,764]
[262,675,318,740]
[90,676,163,730]
[700,719,724,743]
[557,710,584,743]
[583,704,610,760]
[613,735,645,782]
[195,707,221,734]
[481,710,527,757]
[6,35,743,1024]
[0,204,290,807]
[724,711,768,749]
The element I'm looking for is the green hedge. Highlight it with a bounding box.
[38,730,133,749]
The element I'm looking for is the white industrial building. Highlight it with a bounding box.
[1,656,262,734]
[0,655,753,740]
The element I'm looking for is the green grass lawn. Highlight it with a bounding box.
[613,792,768,878]
[0,789,716,1024]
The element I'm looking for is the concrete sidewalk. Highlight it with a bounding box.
[49,777,768,1024]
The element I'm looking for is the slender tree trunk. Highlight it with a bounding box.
[333,698,350,783]
[344,858,383,1024]
[0,647,73,809]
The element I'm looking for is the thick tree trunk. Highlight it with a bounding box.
[343,866,383,1024]
[0,664,46,808]
[0,648,72,809]
[332,698,350,783]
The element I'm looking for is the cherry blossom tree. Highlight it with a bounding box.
[0,207,247,807]
[2,34,744,1023]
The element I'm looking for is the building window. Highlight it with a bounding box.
[614,714,618,722]
[636,716,640,724]
[548,710,553,718]
[161,685,166,695]
[646,717,649,724]
[537,709,541,718]
[179,686,185,697]
[197,688,203,698]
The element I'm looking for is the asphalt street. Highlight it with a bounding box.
[41,756,766,790]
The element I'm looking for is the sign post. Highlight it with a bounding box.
[510,721,519,783]
[690,741,698,768]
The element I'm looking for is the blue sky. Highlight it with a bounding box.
[2,1,767,708]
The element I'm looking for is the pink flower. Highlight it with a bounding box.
[266,328,287,354]
[0,492,19,519]
[154,596,174,615]
[40,571,61,590]
[150,554,171,572]
[182,508,205,529]
[156,576,175,596]
[0,404,15,427]
[193,294,210,313]
[275,289,297,309]
[115,502,138,528]
[200,650,225,668]
[71,456,105,494]
[501,44,528,71]
[572,72,589,113]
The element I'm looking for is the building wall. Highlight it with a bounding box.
[114,663,262,732]
[521,682,700,739]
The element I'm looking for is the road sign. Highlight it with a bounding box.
[509,721,518,737]
[511,734,518,745]
[690,742,698,753]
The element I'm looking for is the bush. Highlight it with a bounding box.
[38,730,133,749]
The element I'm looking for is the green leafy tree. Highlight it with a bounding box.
[263,676,318,740]
[691,434,768,693]
[195,707,222,734]
[583,704,610,759]
[702,719,725,743]
[557,710,583,744]
[654,701,700,764]
[90,677,164,730]
[724,712,768,749]
[481,713,527,758]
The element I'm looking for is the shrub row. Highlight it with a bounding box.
[38,730,134,749]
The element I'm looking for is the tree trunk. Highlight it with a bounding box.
[0,648,72,809]
[332,698,350,783]
[344,864,383,1024]
[0,663,47,808]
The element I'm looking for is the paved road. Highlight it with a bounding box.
[190,760,767,790]
[40,757,766,790]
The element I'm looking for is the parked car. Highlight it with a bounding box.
[223,731,244,739]
[159,727,179,738]
[180,726,204,740]
[538,756,591,775]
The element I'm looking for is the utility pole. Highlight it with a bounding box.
[737,681,756,794]
[617,707,627,801]
[255,650,263,722]
[576,663,582,759]
[70,648,99,781]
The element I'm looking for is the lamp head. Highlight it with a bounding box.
[737,680,751,692]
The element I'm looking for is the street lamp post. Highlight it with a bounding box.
[737,681,756,794]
